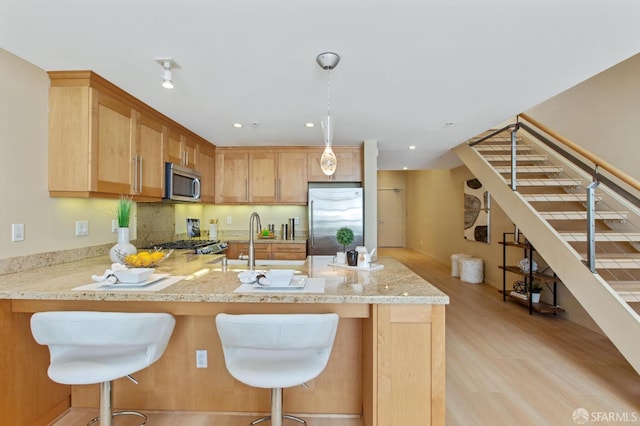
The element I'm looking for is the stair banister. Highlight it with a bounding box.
[510,124,520,191]
[586,179,600,273]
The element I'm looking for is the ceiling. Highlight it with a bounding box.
[2,1,640,170]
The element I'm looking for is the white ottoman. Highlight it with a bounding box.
[451,254,471,277]
[460,257,483,284]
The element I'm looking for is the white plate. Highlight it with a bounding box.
[255,276,307,290]
[106,274,170,287]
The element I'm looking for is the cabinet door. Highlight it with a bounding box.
[198,143,215,203]
[183,137,198,168]
[134,111,164,199]
[307,147,363,182]
[249,151,277,203]
[94,92,134,194]
[215,151,249,203]
[277,151,308,204]
[271,243,307,260]
[165,128,183,165]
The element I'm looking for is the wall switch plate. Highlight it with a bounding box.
[294,217,300,225]
[11,223,24,242]
[196,349,208,368]
[75,221,89,236]
[226,216,232,225]
[112,219,118,233]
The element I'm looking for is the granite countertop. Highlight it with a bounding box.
[0,253,449,305]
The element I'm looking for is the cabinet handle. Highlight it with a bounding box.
[138,155,143,192]
[245,178,248,202]
[132,156,137,192]
[310,200,314,248]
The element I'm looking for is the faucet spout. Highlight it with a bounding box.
[248,212,262,270]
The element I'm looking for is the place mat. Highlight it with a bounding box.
[234,277,325,293]
[327,263,384,271]
[73,275,185,292]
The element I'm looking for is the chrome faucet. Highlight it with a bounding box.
[248,211,262,270]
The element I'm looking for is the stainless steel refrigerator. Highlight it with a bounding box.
[308,184,364,255]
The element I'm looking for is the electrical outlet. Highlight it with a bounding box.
[294,217,300,225]
[196,349,208,368]
[226,216,232,225]
[75,221,89,236]
[11,224,24,242]
[112,219,118,233]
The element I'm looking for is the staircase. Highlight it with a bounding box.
[454,118,640,375]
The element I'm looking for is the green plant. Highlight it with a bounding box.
[114,196,133,228]
[526,281,544,293]
[336,227,355,252]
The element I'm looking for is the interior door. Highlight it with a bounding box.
[378,188,405,247]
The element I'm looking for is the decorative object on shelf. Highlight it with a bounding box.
[316,52,340,176]
[346,249,358,267]
[463,178,491,243]
[513,280,527,294]
[110,196,137,263]
[519,257,538,274]
[527,281,544,303]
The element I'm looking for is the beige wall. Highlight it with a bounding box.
[527,52,640,181]
[0,48,129,260]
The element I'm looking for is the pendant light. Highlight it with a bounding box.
[317,52,340,176]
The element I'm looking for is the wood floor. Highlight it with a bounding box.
[52,248,640,425]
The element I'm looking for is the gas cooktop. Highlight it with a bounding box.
[154,239,227,254]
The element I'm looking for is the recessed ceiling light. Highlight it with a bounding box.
[445,122,456,127]
[233,123,243,128]
[409,145,416,150]
[305,122,315,128]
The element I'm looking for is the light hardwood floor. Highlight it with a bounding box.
[52,248,639,425]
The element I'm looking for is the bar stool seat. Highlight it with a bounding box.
[216,313,339,426]
[31,311,176,426]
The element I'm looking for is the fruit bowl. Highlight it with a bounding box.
[115,248,173,268]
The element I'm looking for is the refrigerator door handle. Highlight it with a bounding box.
[310,200,314,248]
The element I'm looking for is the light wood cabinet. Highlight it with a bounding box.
[249,151,277,203]
[197,143,215,203]
[225,241,306,260]
[133,111,165,199]
[215,151,250,203]
[165,128,197,169]
[277,150,308,203]
[307,147,363,182]
[48,71,215,200]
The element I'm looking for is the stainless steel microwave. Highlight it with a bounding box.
[164,162,201,202]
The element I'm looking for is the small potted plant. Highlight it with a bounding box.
[336,227,355,265]
[527,281,544,303]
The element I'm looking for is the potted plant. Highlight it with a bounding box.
[527,281,544,303]
[336,227,355,265]
[110,196,137,263]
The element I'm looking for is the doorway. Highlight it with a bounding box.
[377,188,405,247]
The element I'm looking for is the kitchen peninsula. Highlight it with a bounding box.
[0,253,448,426]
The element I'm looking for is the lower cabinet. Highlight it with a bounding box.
[226,241,307,260]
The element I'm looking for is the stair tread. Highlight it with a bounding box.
[506,178,582,187]
[484,154,548,162]
[540,211,628,220]
[494,165,564,173]
[521,193,598,202]
[474,144,533,152]
[608,283,640,302]
[559,232,640,242]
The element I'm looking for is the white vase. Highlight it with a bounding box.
[110,227,137,263]
[336,252,346,264]
[531,292,541,304]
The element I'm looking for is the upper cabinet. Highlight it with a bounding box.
[215,146,360,205]
[197,143,216,203]
[307,147,363,182]
[47,71,215,200]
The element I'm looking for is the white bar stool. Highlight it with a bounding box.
[216,313,339,426]
[31,311,176,426]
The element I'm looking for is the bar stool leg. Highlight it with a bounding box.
[249,388,306,426]
[87,381,148,426]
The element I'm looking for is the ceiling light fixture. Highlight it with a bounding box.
[409,145,416,150]
[155,57,177,89]
[233,123,243,128]
[305,122,315,128]
[316,52,340,176]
